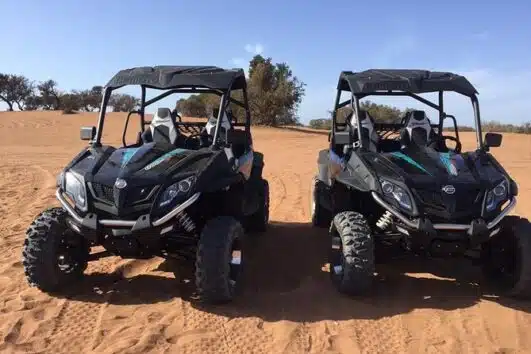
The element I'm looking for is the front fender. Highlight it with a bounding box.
[338,151,379,192]
[484,153,518,196]
[193,150,242,193]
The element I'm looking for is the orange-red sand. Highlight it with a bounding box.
[1,111,531,353]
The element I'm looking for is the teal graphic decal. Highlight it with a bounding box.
[390,152,432,175]
[438,152,458,176]
[120,148,140,167]
[143,148,189,170]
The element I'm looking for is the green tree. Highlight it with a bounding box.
[360,100,406,123]
[0,74,34,111]
[61,93,82,114]
[247,55,305,126]
[175,94,219,117]
[37,79,62,110]
[110,93,139,112]
[76,86,103,112]
[173,55,305,126]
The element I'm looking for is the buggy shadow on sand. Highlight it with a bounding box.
[312,69,531,298]
[22,66,269,304]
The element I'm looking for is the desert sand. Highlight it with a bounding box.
[1,111,531,354]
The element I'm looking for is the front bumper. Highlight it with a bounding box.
[371,191,516,236]
[56,188,201,234]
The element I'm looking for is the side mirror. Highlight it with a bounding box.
[80,126,96,141]
[485,132,502,148]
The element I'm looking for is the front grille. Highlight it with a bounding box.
[92,183,114,203]
[414,187,483,218]
[90,183,157,206]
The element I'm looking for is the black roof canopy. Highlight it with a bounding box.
[338,69,478,96]
[105,65,247,91]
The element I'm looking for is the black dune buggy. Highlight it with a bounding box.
[312,69,531,298]
[22,66,269,304]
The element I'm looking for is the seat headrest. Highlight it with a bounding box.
[402,109,433,148]
[409,110,428,122]
[149,107,178,145]
[404,110,431,128]
[205,110,233,137]
[154,107,172,120]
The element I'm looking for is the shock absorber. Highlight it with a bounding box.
[175,211,196,233]
[376,211,393,230]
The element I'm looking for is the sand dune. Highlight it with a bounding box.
[1,111,531,354]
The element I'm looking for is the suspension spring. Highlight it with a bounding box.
[176,211,196,233]
[376,211,393,230]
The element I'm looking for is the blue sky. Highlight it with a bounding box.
[1,0,530,126]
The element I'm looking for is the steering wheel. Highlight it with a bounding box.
[171,109,183,123]
[440,135,462,154]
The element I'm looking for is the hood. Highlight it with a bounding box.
[363,147,507,220]
[65,143,224,216]
[367,147,499,185]
[385,149,475,183]
[70,143,198,187]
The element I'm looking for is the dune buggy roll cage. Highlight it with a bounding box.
[90,66,251,148]
[331,69,484,150]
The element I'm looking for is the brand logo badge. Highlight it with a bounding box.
[442,185,455,194]
[114,178,127,189]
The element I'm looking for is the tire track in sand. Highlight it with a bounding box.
[265,173,287,219]
[322,313,408,354]
[45,259,157,353]
[266,172,306,222]
[45,259,117,354]
[0,164,57,288]
[0,162,124,354]
[0,164,56,240]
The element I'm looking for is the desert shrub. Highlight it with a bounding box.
[482,120,531,134]
[109,93,139,112]
[309,118,332,130]
[61,93,81,114]
[176,94,219,118]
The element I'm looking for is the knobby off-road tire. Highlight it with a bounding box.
[311,177,332,228]
[195,216,245,304]
[329,211,375,295]
[245,179,269,233]
[22,207,90,293]
[481,215,531,299]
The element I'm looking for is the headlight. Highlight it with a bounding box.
[158,176,196,208]
[380,179,413,211]
[485,179,508,212]
[64,171,87,209]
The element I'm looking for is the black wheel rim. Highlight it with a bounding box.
[329,230,344,282]
[229,237,243,289]
[57,231,83,275]
[486,229,521,289]
[497,234,520,288]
